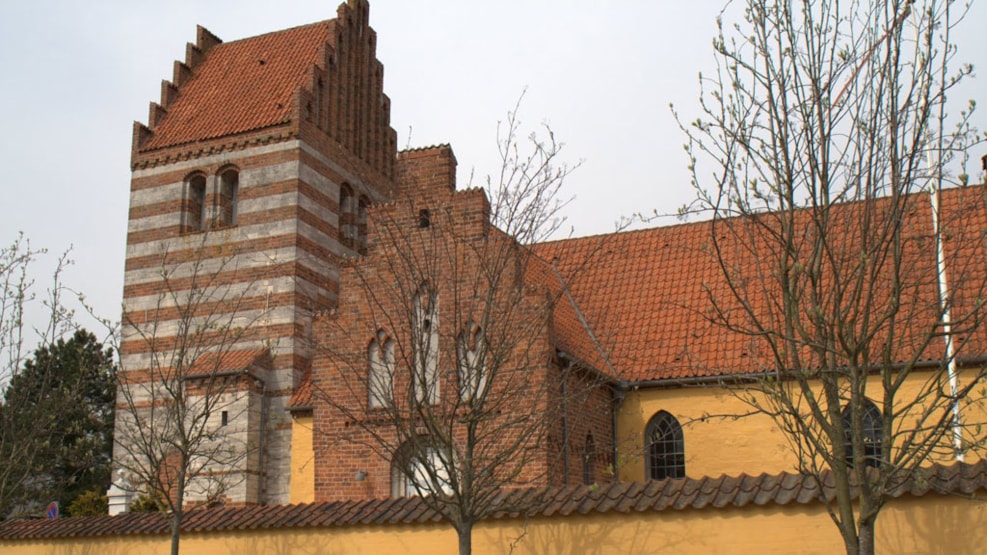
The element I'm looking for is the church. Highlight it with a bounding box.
[3,1,987,552]
[108,0,987,521]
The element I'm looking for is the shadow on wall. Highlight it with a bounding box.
[36,536,164,555]
[879,494,987,554]
[478,513,688,555]
[220,525,458,555]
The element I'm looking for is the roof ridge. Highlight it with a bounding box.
[215,19,332,46]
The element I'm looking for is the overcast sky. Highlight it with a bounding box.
[1,0,984,331]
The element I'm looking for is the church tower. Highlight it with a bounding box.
[117,0,396,506]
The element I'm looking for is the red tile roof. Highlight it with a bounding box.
[536,186,987,382]
[186,349,270,377]
[140,21,333,152]
[2,460,983,540]
[288,370,314,410]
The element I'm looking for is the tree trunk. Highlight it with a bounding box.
[842,534,859,555]
[170,511,182,555]
[857,518,875,555]
[457,522,472,555]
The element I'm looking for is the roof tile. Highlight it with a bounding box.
[4,460,985,541]
[535,186,987,381]
[141,21,334,152]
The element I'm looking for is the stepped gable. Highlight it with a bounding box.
[135,21,332,154]
[133,0,396,178]
[536,185,987,382]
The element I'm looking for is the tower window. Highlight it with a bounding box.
[185,174,207,232]
[357,195,369,254]
[340,184,356,248]
[418,209,430,228]
[218,169,239,227]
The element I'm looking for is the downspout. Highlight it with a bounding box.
[929,184,964,461]
[611,381,628,480]
[560,357,571,484]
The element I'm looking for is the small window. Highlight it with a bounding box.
[583,433,596,485]
[220,411,229,427]
[368,330,394,409]
[842,400,882,469]
[645,411,685,480]
[186,175,207,232]
[218,169,239,227]
[418,209,430,228]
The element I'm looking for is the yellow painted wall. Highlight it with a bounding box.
[289,414,315,504]
[617,385,792,481]
[4,493,985,554]
[618,369,987,482]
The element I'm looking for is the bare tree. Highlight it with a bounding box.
[0,234,80,518]
[679,1,987,553]
[112,238,269,555]
[311,101,614,555]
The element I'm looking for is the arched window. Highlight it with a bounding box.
[412,284,439,404]
[583,433,596,485]
[185,174,207,232]
[391,438,452,498]
[368,330,394,409]
[218,169,239,227]
[456,322,487,403]
[356,195,369,254]
[645,411,685,480]
[339,184,355,248]
[842,400,882,469]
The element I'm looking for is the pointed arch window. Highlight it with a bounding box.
[412,284,439,404]
[583,433,596,485]
[456,322,488,403]
[368,330,394,409]
[645,411,685,480]
[842,400,882,469]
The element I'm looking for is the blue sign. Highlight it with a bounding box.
[46,501,59,520]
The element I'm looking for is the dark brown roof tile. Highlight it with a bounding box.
[4,460,985,541]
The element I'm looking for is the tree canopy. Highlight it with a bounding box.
[0,329,115,518]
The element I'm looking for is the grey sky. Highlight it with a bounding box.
[0,0,984,330]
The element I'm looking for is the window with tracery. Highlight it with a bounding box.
[645,411,685,480]
[842,399,883,469]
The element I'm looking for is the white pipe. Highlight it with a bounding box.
[929,180,964,461]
